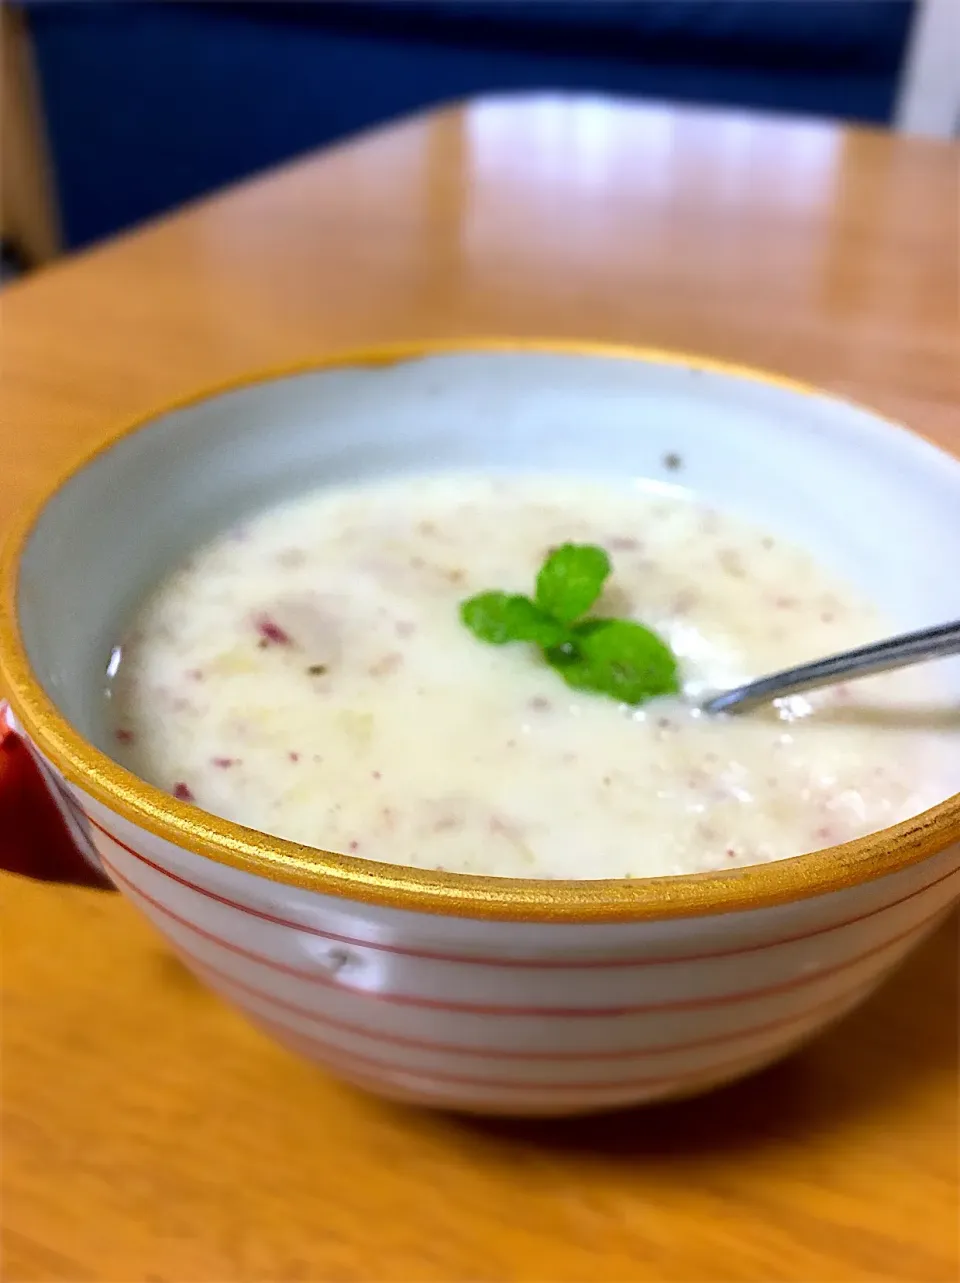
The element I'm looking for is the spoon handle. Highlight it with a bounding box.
[702,619,960,715]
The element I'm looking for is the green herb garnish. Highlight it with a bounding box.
[460,592,570,649]
[460,543,680,706]
[535,542,611,622]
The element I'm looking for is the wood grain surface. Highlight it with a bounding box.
[1,97,958,1283]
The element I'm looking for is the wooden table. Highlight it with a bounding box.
[2,98,958,1283]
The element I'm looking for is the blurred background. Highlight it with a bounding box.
[2,0,957,283]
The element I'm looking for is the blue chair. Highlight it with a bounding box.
[24,0,915,250]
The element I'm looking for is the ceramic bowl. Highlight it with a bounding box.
[3,341,959,1116]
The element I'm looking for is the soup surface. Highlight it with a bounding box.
[106,474,954,878]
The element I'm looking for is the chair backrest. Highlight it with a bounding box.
[1,4,61,266]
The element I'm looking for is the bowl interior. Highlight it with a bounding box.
[15,348,960,753]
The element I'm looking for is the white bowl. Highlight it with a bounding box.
[3,340,959,1116]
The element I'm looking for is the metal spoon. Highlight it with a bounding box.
[701,619,960,715]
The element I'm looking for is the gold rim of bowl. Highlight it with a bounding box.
[2,337,959,921]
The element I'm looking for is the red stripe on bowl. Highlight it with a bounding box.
[243,1010,796,1095]
[84,808,959,970]
[99,847,941,1018]
[185,940,871,1062]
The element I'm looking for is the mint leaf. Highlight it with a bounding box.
[547,618,680,705]
[460,592,571,647]
[535,543,610,623]
[459,541,681,708]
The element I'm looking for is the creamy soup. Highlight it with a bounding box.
[106,474,955,878]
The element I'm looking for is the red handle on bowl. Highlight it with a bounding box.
[0,701,114,889]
